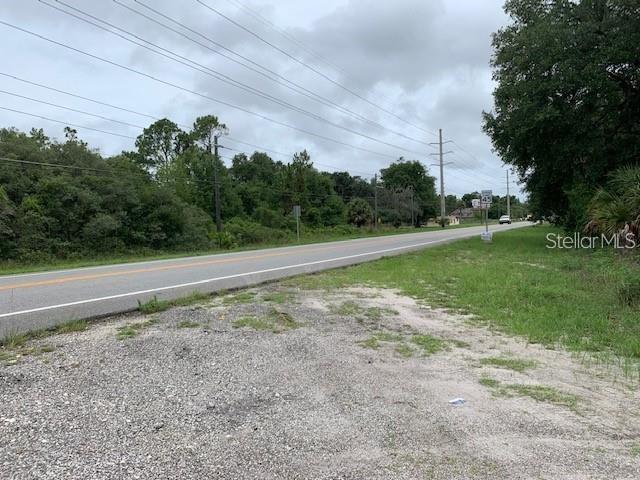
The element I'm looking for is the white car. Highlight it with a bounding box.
[499,215,512,224]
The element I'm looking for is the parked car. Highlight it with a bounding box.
[499,215,512,224]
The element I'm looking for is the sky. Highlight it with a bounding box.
[0,0,521,198]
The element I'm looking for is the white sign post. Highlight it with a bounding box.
[480,190,493,242]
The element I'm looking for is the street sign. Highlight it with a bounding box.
[471,198,481,209]
[481,190,492,207]
[293,205,301,218]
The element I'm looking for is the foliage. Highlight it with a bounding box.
[346,198,372,227]
[587,165,640,240]
[484,0,640,227]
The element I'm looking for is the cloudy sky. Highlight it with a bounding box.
[0,0,520,197]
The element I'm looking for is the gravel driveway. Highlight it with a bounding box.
[1,284,639,479]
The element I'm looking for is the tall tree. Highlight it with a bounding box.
[483,0,640,227]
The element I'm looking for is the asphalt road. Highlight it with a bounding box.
[0,222,528,337]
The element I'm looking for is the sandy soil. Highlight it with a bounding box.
[1,284,639,479]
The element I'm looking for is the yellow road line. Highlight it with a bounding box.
[0,234,415,292]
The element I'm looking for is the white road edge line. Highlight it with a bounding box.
[1,237,454,318]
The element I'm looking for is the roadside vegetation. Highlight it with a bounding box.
[285,227,640,375]
[0,123,521,275]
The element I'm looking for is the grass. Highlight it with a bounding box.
[283,227,640,376]
[480,376,579,412]
[480,356,537,373]
[358,331,447,358]
[261,291,293,304]
[232,308,300,333]
[631,444,640,457]
[138,292,211,314]
[329,301,398,321]
[116,319,156,340]
[411,334,447,356]
[177,320,201,329]
[222,291,257,305]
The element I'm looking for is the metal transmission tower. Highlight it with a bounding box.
[429,129,453,226]
[213,125,229,233]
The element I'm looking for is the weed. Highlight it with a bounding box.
[358,337,380,349]
[364,307,399,320]
[138,292,211,314]
[138,296,170,314]
[261,291,292,304]
[54,320,88,334]
[116,319,156,340]
[630,444,640,457]
[232,309,300,333]
[177,321,201,329]
[479,376,579,412]
[395,343,414,358]
[480,356,537,373]
[411,334,447,356]
[222,291,256,305]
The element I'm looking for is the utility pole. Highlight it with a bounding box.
[429,129,454,227]
[373,174,378,229]
[211,125,229,234]
[410,186,415,227]
[506,170,511,218]
[213,135,222,233]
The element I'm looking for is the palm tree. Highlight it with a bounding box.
[586,166,640,244]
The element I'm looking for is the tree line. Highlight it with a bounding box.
[0,117,526,263]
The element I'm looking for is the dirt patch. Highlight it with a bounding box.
[1,285,639,479]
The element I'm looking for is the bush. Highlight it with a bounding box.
[224,218,290,245]
[211,230,238,249]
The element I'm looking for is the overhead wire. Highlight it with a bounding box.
[38,0,429,158]
[0,20,406,160]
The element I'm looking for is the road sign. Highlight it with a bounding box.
[481,190,492,207]
[293,205,301,218]
[471,199,481,209]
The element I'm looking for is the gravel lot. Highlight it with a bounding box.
[1,284,639,479]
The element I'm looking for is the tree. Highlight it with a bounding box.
[346,198,372,227]
[381,159,437,222]
[483,0,640,227]
[135,119,184,176]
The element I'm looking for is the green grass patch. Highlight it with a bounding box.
[630,444,640,457]
[411,334,447,356]
[279,227,640,375]
[177,320,201,329]
[116,319,156,340]
[480,376,579,412]
[222,291,257,305]
[138,292,211,314]
[232,309,300,333]
[261,291,293,304]
[358,337,380,349]
[480,356,537,373]
[394,343,415,358]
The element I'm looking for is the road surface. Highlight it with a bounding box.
[0,223,528,337]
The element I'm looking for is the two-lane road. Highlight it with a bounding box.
[0,222,528,337]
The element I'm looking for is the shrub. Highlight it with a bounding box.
[224,218,290,245]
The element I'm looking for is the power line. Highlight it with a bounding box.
[0,106,136,140]
[0,20,404,160]
[112,0,435,150]
[194,0,439,138]
[39,1,428,157]
[0,84,378,178]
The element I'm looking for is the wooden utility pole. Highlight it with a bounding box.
[213,135,222,233]
[429,129,453,227]
[373,174,378,229]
